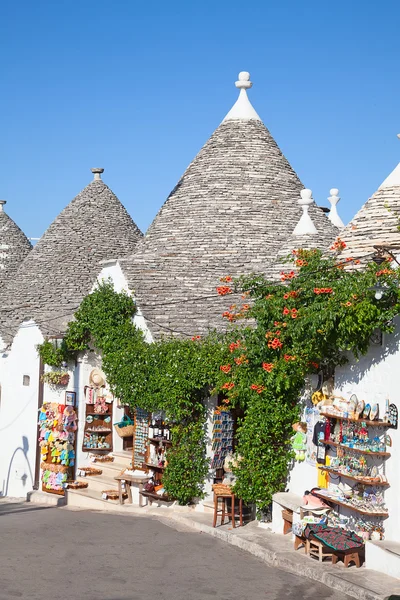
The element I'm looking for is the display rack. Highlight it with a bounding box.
[319,412,391,526]
[211,409,234,470]
[132,408,150,470]
[82,397,113,452]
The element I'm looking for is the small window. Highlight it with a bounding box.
[23,375,30,387]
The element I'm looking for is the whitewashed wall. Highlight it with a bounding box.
[0,321,43,498]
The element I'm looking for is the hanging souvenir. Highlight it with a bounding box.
[291,422,307,461]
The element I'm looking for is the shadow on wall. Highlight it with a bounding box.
[342,322,400,385]
[1,436,34,497]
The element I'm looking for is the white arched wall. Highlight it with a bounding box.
[0,321,43,498]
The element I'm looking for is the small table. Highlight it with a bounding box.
[114,474,150,507]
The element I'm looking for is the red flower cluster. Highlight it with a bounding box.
[220,365,231,374]
[250,384,265,394]
[376,268,394,276]
[330,237,347,251]
[242,304,250,311]
[221,382,235,390]
[234,355,248,365]
[262,362,274,372]
[295,259,308,267]
[280,271,296,282]
[284,354,296,361]
[283,307,298,319]
[219,276,232,282]
[222,311,237,322]
[268,338,283,350]
[191,335,201,341]
[310,362,319,369]
[229,341,241,353]
[314,288,333,294]
[216,286,233,296]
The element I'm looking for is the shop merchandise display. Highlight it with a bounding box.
[133,408,150,469]
[39,402,77,494]
[83,383,113,451]
[211,409,234,470]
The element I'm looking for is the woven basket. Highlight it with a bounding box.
[66,480,88,490]
[114,423,135,438]
[212,483,232,495]
[78,467,102,476]
[90,454,114,463]
[102,489,127,501]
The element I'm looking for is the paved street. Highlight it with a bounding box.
[0,502,349,600]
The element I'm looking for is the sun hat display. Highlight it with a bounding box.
[89,368,106,389]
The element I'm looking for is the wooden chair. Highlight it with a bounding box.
[212,484,243,528]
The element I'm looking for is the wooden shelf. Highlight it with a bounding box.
[148,437,172,446]
[321,440,390,457]
[85,429,112,434]
[313,491,389,518]
[320,467,389,486]
[144,462,166,471]
[320,412,389,427]
[85,412,111,416]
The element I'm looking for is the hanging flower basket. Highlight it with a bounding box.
[41,371,70,386]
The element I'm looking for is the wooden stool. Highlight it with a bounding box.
[294,535,307,551]
[212,492,243,528]
[307,538,334,563]
[332,548,364,568]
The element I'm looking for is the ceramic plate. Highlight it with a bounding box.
[369,404,379,421]
[349,394,358,411]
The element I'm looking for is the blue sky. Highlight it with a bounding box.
[1,0,399,238]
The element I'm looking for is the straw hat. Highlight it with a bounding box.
[89,368,106,389]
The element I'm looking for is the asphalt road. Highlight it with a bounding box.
[0,501,350,600]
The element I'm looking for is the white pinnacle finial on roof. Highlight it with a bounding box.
[327,188,345,228]
[222,71,261,122]
[292,189,318,236]
[0,201,6,213]
[91,168,104,181]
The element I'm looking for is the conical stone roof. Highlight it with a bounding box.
[121,72,337,338]
[0,169,142,343]
[334,162,400,265]
[0,201,31,286]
